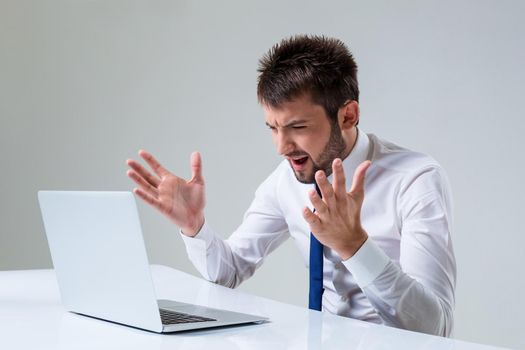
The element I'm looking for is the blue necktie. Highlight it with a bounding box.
[309,183,324,311]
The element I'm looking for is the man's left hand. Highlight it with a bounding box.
[302,158,372,260]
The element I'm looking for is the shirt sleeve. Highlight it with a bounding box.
[342,166,457,337]
[180,164,290,288]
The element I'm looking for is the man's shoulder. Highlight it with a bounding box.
[255,159,291,192]
[367,133,443,176]
[270,159,292,179]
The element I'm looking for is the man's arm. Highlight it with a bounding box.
[127,151,289,288]
[304,159,456,336]
[180,162,290,288]
[346,166,456,336]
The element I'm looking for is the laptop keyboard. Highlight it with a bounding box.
[159,308,217,325]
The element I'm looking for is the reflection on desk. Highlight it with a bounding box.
[0,265,509,350]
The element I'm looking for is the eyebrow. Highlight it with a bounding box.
[265,119,309,128]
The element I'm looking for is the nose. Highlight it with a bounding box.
[275,130,294,156]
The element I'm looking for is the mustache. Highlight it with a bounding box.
[285,151,309,158]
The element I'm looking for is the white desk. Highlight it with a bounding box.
[0,265,508,350]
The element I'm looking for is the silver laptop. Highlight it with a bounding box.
[38,191,267,333]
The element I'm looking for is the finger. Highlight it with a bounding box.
[332,158,347,200]
[127,159,160,188]
[315,170,336,208]
[133,187,163,213]
[309,188,328,215]
[349,160,372,195]
[190,151,204,184]
[302,206,321,232]
[138,150,169,178]
[127,169,159,198]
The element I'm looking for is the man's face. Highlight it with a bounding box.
[264,94,347,184]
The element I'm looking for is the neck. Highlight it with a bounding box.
[341,126,358,160]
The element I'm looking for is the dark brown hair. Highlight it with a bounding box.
[257,35,359,122]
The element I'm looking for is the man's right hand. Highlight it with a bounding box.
[126,150,205,237]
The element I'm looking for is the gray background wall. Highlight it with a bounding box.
[1,0,524,348]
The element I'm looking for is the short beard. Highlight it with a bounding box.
[294,121,347,184]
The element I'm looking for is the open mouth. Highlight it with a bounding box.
[289,156,309,171]
[291,156,308,166]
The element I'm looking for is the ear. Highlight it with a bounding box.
[338,100,360,130]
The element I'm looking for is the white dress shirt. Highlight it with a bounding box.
[181,128,456,337]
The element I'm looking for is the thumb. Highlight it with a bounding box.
[349,160,371,195]
[190,151,204,183]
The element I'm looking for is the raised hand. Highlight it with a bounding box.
[126,150,205,237]
[302,158,372,260]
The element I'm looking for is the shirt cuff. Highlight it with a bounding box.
[342,237,390,287]
[179,220,215,250]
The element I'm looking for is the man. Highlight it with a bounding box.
[126,35,456,337]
